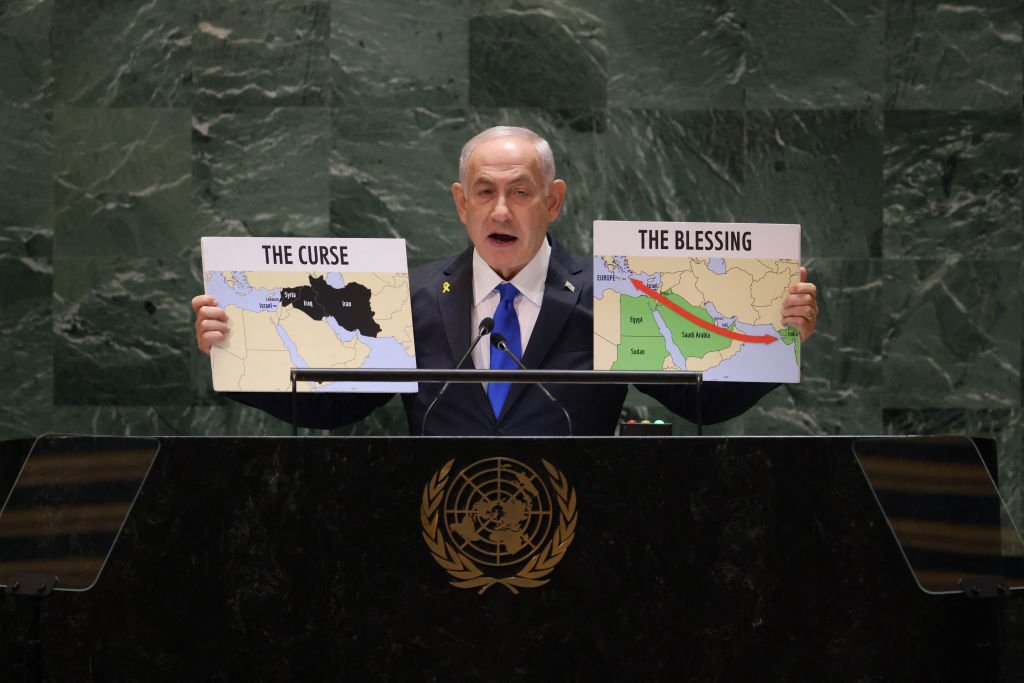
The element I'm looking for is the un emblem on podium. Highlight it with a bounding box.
[420,457,577,594]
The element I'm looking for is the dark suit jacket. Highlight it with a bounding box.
[233,238,776,435]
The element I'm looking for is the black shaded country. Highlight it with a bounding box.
[281,276,381,337]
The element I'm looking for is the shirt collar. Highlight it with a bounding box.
[472,238,551,307]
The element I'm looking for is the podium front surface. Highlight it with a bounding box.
[1,436,1022,682]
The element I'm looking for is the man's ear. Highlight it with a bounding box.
[546,179,567,221]
[451,182,467,224]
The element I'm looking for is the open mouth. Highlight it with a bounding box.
[488,232,517,244]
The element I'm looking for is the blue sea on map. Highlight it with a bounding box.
[708,258,726,274]
[701,321,799,382]
[277,326,307,368]
[652,309,688,370]
[205,272,270,311]
[593,257,661,298]
[703,303,738,328]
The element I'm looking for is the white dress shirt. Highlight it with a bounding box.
[469,239,551,378]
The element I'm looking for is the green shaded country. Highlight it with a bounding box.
[780,326,800,364]
[659,292,732,358]
[611,336,669,370]
[619,295,660,335]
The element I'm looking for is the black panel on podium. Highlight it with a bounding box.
[0,434,159,683]
[1,434,1022,682]
[854,435,1024,597]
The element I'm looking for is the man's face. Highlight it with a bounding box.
[452,136,566,281]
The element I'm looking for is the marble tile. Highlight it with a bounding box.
[886,0,1022,110]
[799,257,884,406]
[330,106,468,262]
[0,225,50,261]
[603,0,882,109]
[883,110,1022,259]
[54,107,193,257]
[0,114,49,438]
[17,406,163,437]
[188,404,313,436]
[53,256,195,405]
[193,107,330,237]
[0,106,52,228]
[194,0,330,107]
[743,0,884,108]
[331,0,468,109]
[469,1,606,111]
[707,399,883,436]
[330,107,605,263]
[882,258,1020,409]
[0,0,53,107]
[0,228,53,440]
[604,109,882,257]
[51,0,193,106]
[603,0,745,109]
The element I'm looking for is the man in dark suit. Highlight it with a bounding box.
[192,126,819,436]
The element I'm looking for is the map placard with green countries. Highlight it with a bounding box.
[593,221,801,383]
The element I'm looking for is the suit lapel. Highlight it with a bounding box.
[437,248,474,368]
[499,243,585,421]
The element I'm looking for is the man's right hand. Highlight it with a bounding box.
[192,294,229,356]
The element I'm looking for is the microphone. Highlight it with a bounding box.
[419,317,494,435]
[490,332,574,436]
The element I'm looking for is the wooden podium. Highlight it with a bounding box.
[1,435,1022,681]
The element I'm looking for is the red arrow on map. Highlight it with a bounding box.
[629,278,777,344]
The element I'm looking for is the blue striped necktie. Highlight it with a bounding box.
[488,283,521,418]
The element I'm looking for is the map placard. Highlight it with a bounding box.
[201,237,416,393]
[593,221,801,383]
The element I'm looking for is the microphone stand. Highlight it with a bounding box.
[491,333,574,436]
[419,318,494,435]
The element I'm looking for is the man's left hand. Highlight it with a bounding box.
[782,266,819,342]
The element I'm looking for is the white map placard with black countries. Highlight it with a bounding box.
[201,237,416,393]
[593,221,801,383]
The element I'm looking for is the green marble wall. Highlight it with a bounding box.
[1,0,1021,515]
